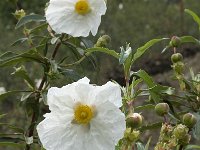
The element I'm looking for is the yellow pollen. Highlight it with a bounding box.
[75,0,90,15]
[74,104,93,124]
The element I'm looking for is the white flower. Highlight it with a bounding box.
[37,77,126,150]
[45,0,107,37]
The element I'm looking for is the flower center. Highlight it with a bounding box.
[74,104,93,124]
[75,0,90,15]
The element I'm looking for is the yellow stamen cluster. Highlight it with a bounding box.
[75,0,90,15]
[74,104,93,124]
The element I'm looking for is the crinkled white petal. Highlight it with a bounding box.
[37,101,125,150]
[38,77,125,150]
[47,77,91,111]
[45,0,107,37]
[88,81,122,107]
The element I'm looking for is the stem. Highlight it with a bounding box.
[25,39,62,150]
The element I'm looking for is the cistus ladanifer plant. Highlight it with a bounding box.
[0,0,200,150]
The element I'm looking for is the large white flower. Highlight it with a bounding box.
[45,0,107,37]
[37,77,126,150]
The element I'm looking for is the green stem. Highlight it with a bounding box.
[25,38,63,150]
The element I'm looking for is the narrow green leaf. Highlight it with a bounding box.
[145,137,151,150]
[20,92,33,101]
[0,123,24,133]
[132,38,168,63]
[185,145,200,150]
[135,104,155,111]
[136,142,145,150]
[180,36,200,45]
[30,23,48,34]
[10,38,28,47]
[0,91,29,101]
[85,47,119,59]
[0,114,7,119]
[12,66,35,89]
[185,9,200,30]
[0,142,24,148]
[15,14,46,29]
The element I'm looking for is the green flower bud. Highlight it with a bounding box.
[183,113,197,128]
[173,61,184,74]
[126,113,143,129]
[170,36,181,48]
[94,35,111,48]
[178,134,191,145]
[13,9,26,20]
[155,103,169,116]
[173,124,188,139]
[124,128,140,143]
[171,53,183,64]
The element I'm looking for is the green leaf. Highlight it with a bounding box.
[132,38,168,63]
[136,142,145,150]
[0,91,30,101]
[135,104,155,111]
[12,66,35,89]
[0,137,24,148]
[0,123,24,133]
[85,47,119,59]
[193,113,200,140]
[0,114,7,119]
[59,68,82,81]
[10,38,28,47]
[20,92,33,101]
[30,23,48,34]
[180,36,200,45]
[185,9,200,31]
[161,45,171,53]
[145,137,151,150]
[185,145,200,150]
[15,14,46,29]
[0,47,47,67]
[0,142,24,148]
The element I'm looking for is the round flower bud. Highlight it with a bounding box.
[183,113,197,128]
[171,53,183,64]
[94,35,111,48]
[170,36,181,48]
[173,61,185,74]
[173,124,189,139]
[126,113,143,129]
[155,103,169,116]
[178,134,191,145]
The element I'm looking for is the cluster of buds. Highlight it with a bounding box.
[124,128,140,144]
[155,123,177,150]
[94,35,111,48]
[13,9,26,20]
[170,36,186,90]
[173,124,191,145]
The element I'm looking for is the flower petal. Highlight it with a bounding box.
[45,0,106,36]
[89,81,122,107]
[88,101,126,149]
[47,77,91,112]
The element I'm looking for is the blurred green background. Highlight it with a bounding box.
[0,0,200,149]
